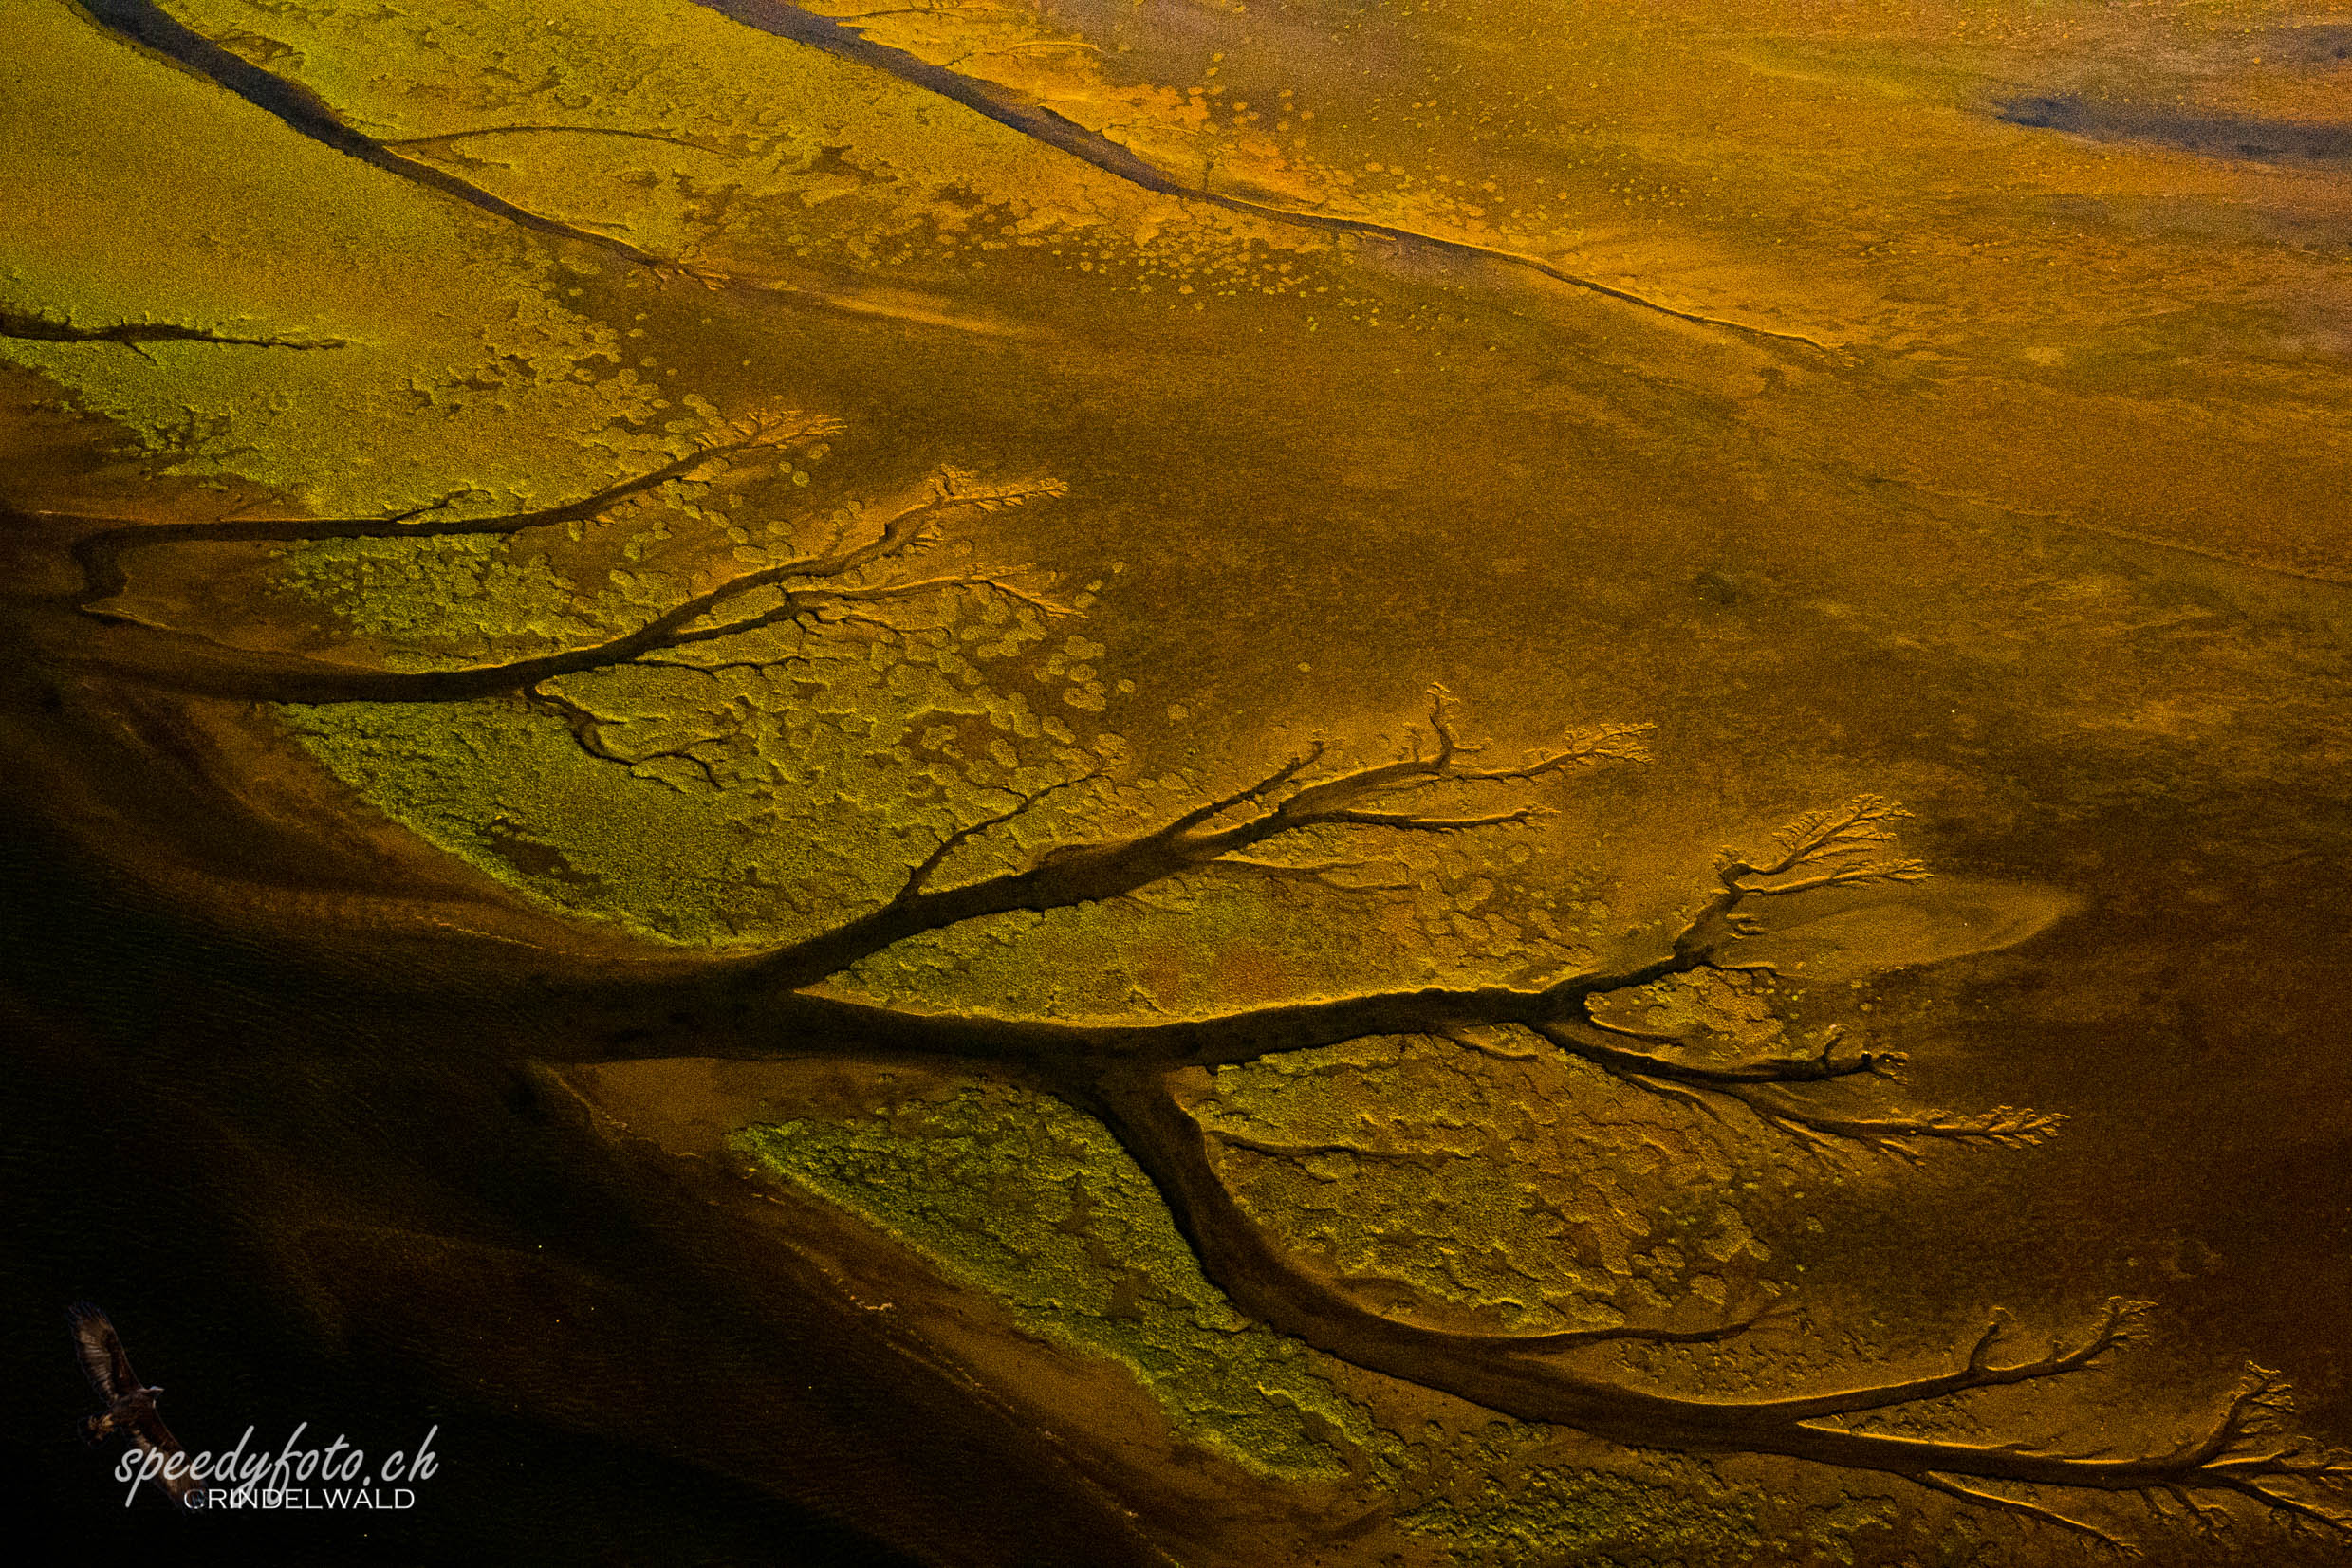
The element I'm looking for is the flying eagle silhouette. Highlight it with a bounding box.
[69,1302,194,1506]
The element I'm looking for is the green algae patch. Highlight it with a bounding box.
[0,0,681,518]
[732,1079,1383,1479]
[273,589,1102,948]
[272,532,605,659]
[731,1074,1783,1559]
[284,697,768,946]
[1396,1446,1761,1568]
